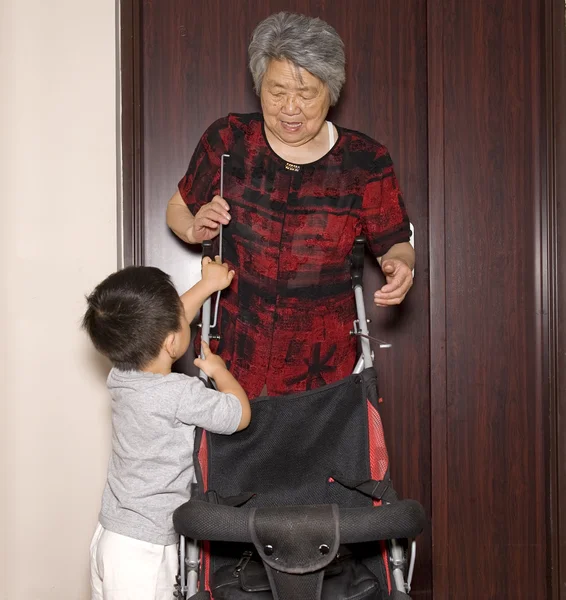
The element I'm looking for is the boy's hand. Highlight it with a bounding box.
[201,256,234,293]
[194,341,227,379]
[179,258,234,325]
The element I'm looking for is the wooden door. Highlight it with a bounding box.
[427,1,556,597]
[120,0,564,597]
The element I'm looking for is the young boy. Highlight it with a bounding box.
[82,257,250,600]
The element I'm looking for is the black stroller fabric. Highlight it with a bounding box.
[186,367,402,599]
[195,367,389,509]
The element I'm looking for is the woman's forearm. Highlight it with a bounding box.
[166,191,197,244]
[378,241,415,270]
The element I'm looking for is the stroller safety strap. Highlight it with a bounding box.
[330,473,394,502]
[249,504,340,574]
[205,490,256,507]
[249,504,340,600]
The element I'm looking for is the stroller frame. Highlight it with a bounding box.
[175,236,424,600]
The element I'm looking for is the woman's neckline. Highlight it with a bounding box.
[260,117,341,168]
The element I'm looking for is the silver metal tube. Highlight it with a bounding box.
[390,539,409,593]
[186,537,200,597]
[353,285,373,369]
[210,153,231,330]
[353,355,365,374]
[218,153,229,262]
[179,534,186,597]
[187,160,233,594]
[408,540,417,591]
[199,297,212,381]
[392,565,406,593]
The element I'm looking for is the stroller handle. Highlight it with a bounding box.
[173,498,426,544]
[350,236,365,288]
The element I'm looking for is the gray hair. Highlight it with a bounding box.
[248,12,346,106]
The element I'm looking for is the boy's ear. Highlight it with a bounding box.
[163,331,178,360]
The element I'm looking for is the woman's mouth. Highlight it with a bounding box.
[280,121,302,132]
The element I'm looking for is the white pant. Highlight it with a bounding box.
[90,523,178,600]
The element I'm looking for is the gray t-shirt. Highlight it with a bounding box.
[99,368,242,545]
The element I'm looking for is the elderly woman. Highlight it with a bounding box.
[166,12,414,398]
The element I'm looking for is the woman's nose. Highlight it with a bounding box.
[282,95,300,115]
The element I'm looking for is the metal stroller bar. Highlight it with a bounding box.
[198,240,215,380]
[209,153,230,331]
[350,236,373,371]
[350,236,417,594]
[180,156,229,599]
[199,152,230,377]
[179,243,216,599]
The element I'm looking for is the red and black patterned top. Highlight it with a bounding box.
[178,113,410,398]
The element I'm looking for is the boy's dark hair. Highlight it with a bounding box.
[82,266,182,371]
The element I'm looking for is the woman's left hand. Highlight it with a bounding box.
[373,259,413,306]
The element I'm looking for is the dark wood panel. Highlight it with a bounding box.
[336,4,431,596]
[138,0,431,595]
[442,0,547,597]
[426,0,449,597]
[120,0,143,266]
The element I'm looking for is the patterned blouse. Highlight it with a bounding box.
[178,113,410,398]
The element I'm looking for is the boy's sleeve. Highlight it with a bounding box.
[175,376,242,435]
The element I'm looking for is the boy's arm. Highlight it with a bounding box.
[194,341,250,431]
[213,369,251,431]
[180,257,234,323]
[180,279,216,323]
[175,372,250,434]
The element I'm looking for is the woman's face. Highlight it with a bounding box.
[260,59,331,148]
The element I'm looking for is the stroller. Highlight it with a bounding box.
[173,234,426,600]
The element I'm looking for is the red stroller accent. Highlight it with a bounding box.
[173,236,426,600]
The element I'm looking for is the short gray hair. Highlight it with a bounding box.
[248,12,346,106]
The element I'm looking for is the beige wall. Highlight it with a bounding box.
[0,0,118,597]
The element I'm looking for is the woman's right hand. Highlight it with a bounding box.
[189,195,231,243]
